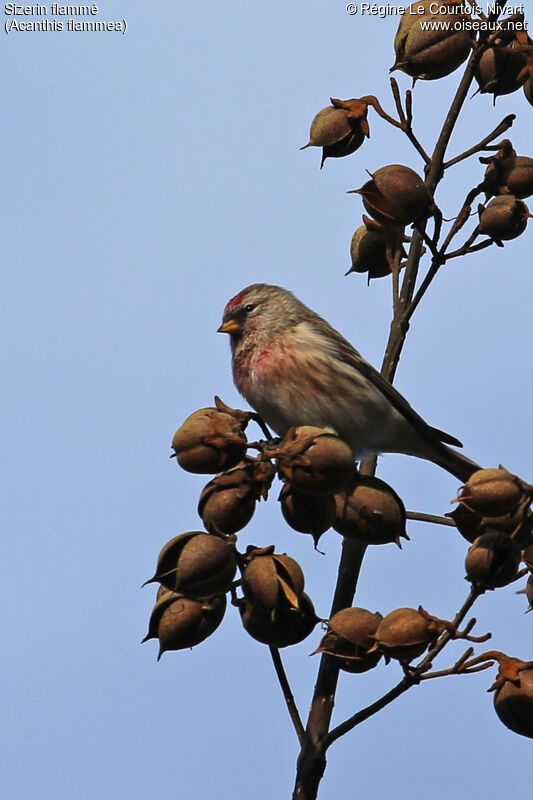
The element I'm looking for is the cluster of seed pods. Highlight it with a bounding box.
[299,2,532,280]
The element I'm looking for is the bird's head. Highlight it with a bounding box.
[218,283,303,343]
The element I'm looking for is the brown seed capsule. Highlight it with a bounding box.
[522,574,533,611]
[239,593,318,648]
[300,98,370,169]
[145,531,237,598]
[465,530,521,589]
[351,164,432,226]
[455,467,525,517]
[199,471,256,535]
[274,426,354,495]
[347,220,408,281]
[279,481,336,546]
[334,473,408,546]
[198,457,275,536]
[242,545,305,613]
[171,398,251,474]
[491,655,533,739]
[445,503,484,543]
[524,77,533,106]
[372,607,441,663]
[478,196,530,243]
[314,607,383,673]
[392,1,473,81]
[523,540,533,571]
[475,41,529,100]
[483,154,533,200]
[142,593,226,660]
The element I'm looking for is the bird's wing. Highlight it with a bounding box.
[310,320,463,449]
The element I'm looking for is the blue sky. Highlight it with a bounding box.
[2,3,532,798]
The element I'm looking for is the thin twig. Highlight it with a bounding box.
[324,677,411,748]
[406,511,456,527]
[415,587,483,674]
[443,114,516,169]
[446,238,494,260]
[269,647,306,745]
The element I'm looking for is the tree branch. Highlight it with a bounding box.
[269,646,306,745]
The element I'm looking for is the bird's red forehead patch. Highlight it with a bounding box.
[225,289,249,312]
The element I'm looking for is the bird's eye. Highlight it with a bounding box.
[244,303,256,313]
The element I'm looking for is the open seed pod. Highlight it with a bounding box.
[242,545,305,613]
[334,473,408,547]
[478,196,530,243]
[372,606,443,664]
[274,426,354,495]
[144,531,237,598]
[475,40,529,100]
[524,77,533,106]
[465,530,522,589]
[142,592,227,659]
[521,573,533,611]
[347,218,407,281]
[483,151,533,200]
[523,539,533,571]
[314,607,383,673]
[198,457,275,536]
[490,654,533,739]
[445,503,484,543]
[351,164,433,225]
[300,98,370,169]
[392,1,473,81]
[454,467,526,517]
[171,397,252,474]
[279,481,336,547]
[239,592,318,648]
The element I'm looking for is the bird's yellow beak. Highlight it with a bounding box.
[217,318,242,334]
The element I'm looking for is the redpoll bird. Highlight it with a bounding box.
[218,284,480,482]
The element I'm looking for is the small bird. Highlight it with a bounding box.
[218,283,480,482]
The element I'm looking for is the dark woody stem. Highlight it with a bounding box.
[291,35,494,800]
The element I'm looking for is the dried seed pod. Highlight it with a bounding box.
[465,530,521,589]
[478,196,530,243]
[455,467,525,517]
[351,164,433,225]
[445,503,484,543]
[392,1,473,81]
[490,655,533,739]
[198,457,275,535]
[156,584,176,602]
[347,220,407,281]
[239,592,318,648]
[300,98,370,169]
[523,540,533,571]
[372,607,442,663]
[199,471,256,535]
[279,481,336,545]
[475,41,529,99]
[315,607,383,673]
[522,573,533,611]
[524,77,533,106]
[242,545,305,612]
[274,426,354,495]
[171,398,251,474]
[145,531,237,598]
[334,473,408,547]
[483,153,533,199]
[142,593,226,659]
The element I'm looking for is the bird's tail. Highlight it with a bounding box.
[431,445,481,484]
